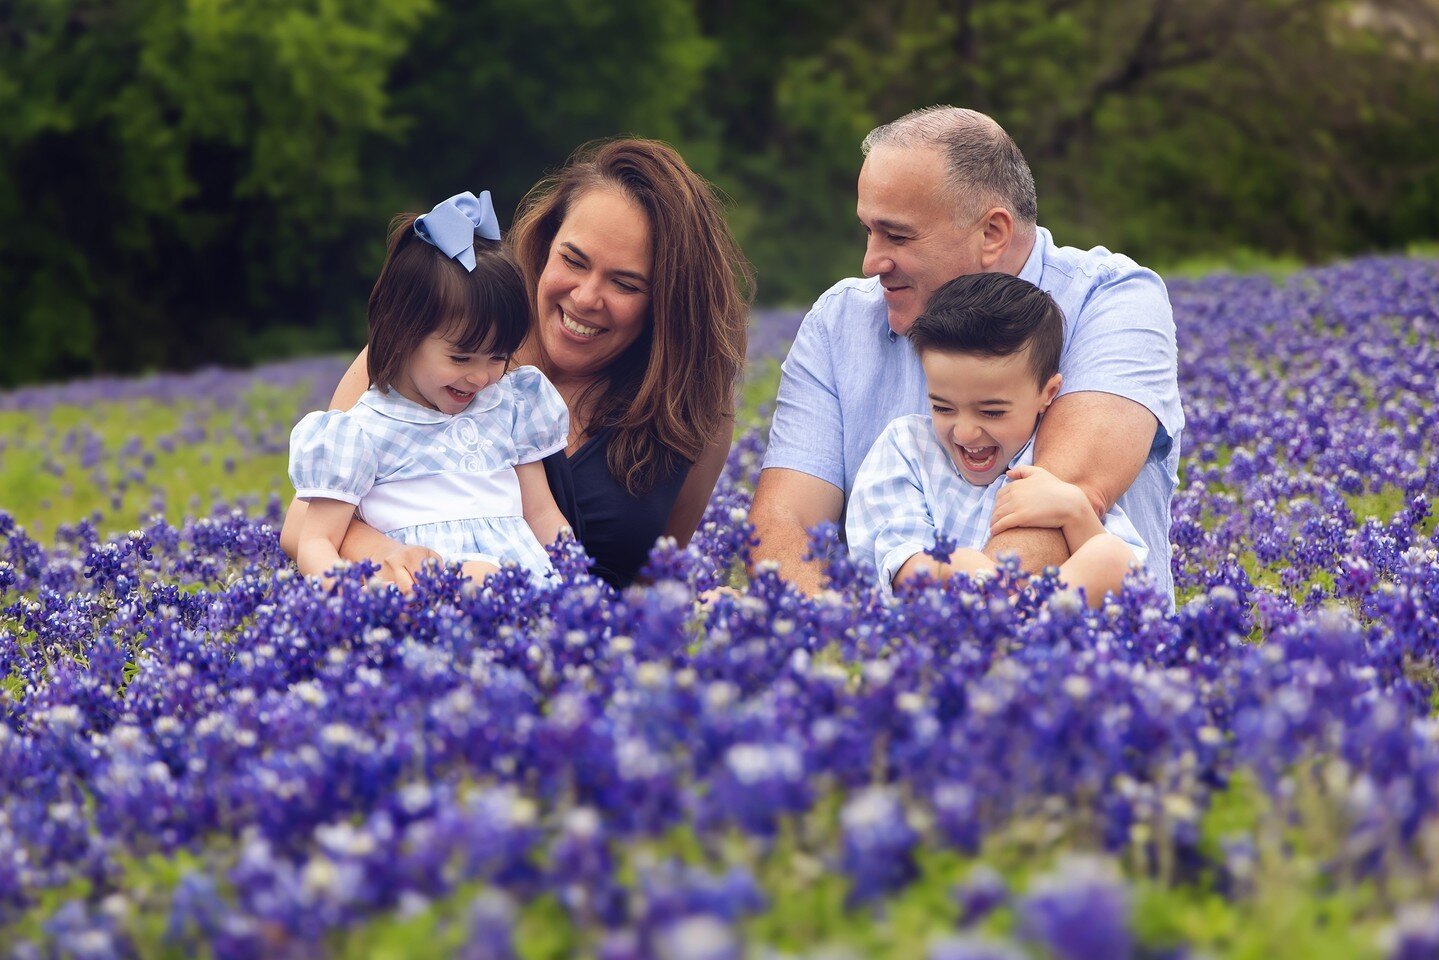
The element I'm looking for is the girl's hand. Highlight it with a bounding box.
[989,464,1089,536]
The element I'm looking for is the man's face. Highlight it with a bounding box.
[857,145,986,335]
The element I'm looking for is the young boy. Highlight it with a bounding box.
[846,272,1146,602]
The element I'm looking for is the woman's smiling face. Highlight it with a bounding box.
[534,186,654,382]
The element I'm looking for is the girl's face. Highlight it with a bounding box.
[534,186,654,382]
[396,331,509,415]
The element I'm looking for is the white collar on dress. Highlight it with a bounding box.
[356,381,505,425]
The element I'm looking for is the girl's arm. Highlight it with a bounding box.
[296,498,360,580]
[518,460,570,546]
[280,348,441,590]
[663,426,734,546]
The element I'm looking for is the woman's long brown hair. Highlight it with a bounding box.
[510,139,753,495]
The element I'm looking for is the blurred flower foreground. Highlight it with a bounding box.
[3,258,1439,959]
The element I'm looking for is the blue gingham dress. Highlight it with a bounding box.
[846,414,1149,595]
[289,365,569,578]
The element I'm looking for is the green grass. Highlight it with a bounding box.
[0,382,320,538]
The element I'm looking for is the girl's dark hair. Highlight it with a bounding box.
[510,139,754,495]
[907,273,1064,385]
[366,214,531,393]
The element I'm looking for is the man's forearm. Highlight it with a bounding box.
[749,517,828,595]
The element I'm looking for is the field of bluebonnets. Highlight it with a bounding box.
[3,256,1439,959]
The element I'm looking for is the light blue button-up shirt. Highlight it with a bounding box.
[762,227,1184,600]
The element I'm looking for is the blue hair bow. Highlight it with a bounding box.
[413,191,502,271]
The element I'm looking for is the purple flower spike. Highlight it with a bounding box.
[1018,856,1133,960]
[1382,903,1439,960]
[953,865,1008,927]
[456,890,519,960]
[652,914,741,960]
[840,786,919,907]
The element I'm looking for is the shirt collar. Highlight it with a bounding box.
[1017,226,1049,287]
[356,381,504,424]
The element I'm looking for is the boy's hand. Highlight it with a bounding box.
[989,464,1090,536]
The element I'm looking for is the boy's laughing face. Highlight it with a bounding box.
[921,347,1061,485]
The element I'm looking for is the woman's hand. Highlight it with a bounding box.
[989,464,1090,536]
[377,545,444,593]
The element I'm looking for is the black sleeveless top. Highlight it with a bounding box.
[543,428,689,588]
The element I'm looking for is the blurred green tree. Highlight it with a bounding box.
[702,0,1439,301]
[0,0,432,386]
[2,0,1437,384]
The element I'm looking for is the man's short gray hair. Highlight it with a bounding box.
[862,106,1038,226]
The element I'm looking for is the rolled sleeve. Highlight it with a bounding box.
[762,304,845,489]
[846,418,937,595]
[1057,265,1184,448]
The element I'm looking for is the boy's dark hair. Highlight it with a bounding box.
[366,213,530,393]
[907,273,1064,386]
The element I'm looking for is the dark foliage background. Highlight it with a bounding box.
[3,0,1437,386]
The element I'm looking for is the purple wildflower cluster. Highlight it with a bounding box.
[0,258,1438,957]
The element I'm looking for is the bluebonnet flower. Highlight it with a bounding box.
[1018,856,1132,960]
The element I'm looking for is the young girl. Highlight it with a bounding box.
[289,191,570,585]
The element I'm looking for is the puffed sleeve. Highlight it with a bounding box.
[506,365,570,463]
[288,410,380,504]
[845,416,938,597]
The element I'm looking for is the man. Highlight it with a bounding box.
[750,106,1183,601]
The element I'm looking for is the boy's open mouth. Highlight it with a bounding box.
[958,444,999,473]
[445,386,475,403]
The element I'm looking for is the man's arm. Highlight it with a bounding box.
[985,391,1156,569]
[749,468,845,595]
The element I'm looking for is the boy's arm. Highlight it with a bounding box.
[296,498,361,580]
[517,460,569,546]
[847,419,960,594]
[894,547,996,588]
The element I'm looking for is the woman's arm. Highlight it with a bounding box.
[280,348,441,590]
[662,426,734,546]
[517,460,569,546]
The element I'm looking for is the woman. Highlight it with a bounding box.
[280,139,752,589]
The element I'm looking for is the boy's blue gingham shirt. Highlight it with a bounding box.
[763,226,1183,601]
[846,414,1149,593]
